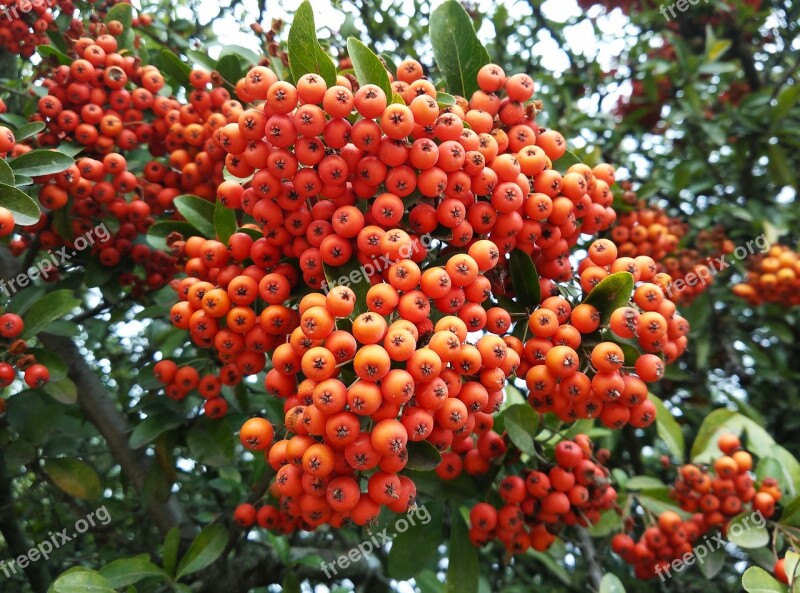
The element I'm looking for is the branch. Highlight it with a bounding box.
[0,246,194,540]
[577,528,603,591]
[0,452,52,592]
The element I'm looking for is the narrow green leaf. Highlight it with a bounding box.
[650,395,685,460]
[773,85,800,123]
[43,457,102,499]
[13,122,46,142]
[429,0,490,98]
[447,505,478,593]
[130,414,184,449]
[173,195,216,238]
[624,476,666,490]
[508,249,541,310]
[159,49,191,88]
[176,523,227,579]
[0,182,39,225]
[37,44,72,65]
[99,555,167,588]
[21,290,80,339]
[215,54,244,86]
[346,38,393,100]
[214,200,237,243]
[406,440,442,471]
[288,0,337,86]
[388,501,443,579]
[8,149,74,177]
[0,157,14,185]
[582,272,634,325]
[504,404,539,456]
[163,527,180,578]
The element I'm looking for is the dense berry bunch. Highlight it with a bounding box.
[612,433,782,578]
[733,244,800,306]
[469,435,618,555]
[0,312,50,396]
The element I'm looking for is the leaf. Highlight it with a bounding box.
[214,200,237,243]
[503,403,539,456]
[0,156,14,185]
[129,414,184,449]
[14,122,45,142]
[43,457,102,499]
[773,85,800,123]
[28,348,67,381]
[781,495,800,528]
[742,566,789,593]
[323,258,372,317]
[282,573,301,593]
[99,555,167,588]
[37,44,72,65]
[508,249,541,311]
[528,549,572,586]
[53,571,115,593]
[727,511,770,549]
[447,505,478,593]
[698,542,726,580]
[406,440,443,471]
[173,195,216,238]
[0,183,40,225]
[784,551,800,588]
[176,523,227,579]
[105,3,134,50]
[159,49,191,88]
[429,0,490,98]
[624,476,666,490]
[582,272,634,324]
[215,54,244,86]
[163,527,180,578]
[388,501,443,579]
[43,377,78,404]
[650,395,685,460]
[288,0,337,86]
[146,221,200,250]
[8,149,74,177]
[599,573,626,593]
[346,38,392,100]
[21,289,80,339]
[436,92,457,106]
[587,508,622,537]
[552,150,583,172]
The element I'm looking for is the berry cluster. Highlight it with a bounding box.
[733,244,800,307]
[469,436,618,555]
[613,433,781,578]
[0,312,50,397]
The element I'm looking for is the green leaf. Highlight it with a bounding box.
[215,55,244,86]
[528,549,572,586]
[176,523,227,579]
[0,156,14,185]
[406,440,443,471]
[624,476,665,490]
[773,85,800,123]
[99,555,167,588]
[599,573,626,593]
[8,149,74,177]
[503,403,539,456]
[0,183,40,225]
[282,573,301,593]
[650,395,685,460]
[582,272,634,324]
[429,0,490,98]
[706,39,731,62]
[508,249,541,310]
[388,501,443,579]
[346,38,392,100]
[28,348,67,381]
[146,221,200,250]
[214,200,237,243]
[43,377,78,404]
[37,44,72,65]
[173,195,216,238]
[43,457,102,499]
[767,144,796,188]
[587,508,623,537]
[436,92,457,106]
[159,49,191,88]
[727,511,770,549]
[784,551,800,588]
[21,289,80,339]
[552,150,583,172]
[288,1,337,86]
[698,542,726,580]
[53,571,115,593]
[129,414,184,449]
[742,566,789,593]
[14,122,45,142]
[635,487,688,517]
[447,505,478,593]
[323,258,372,317]
[162,527,180,578]
[219,45,262,66]
[105,3,134,50]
